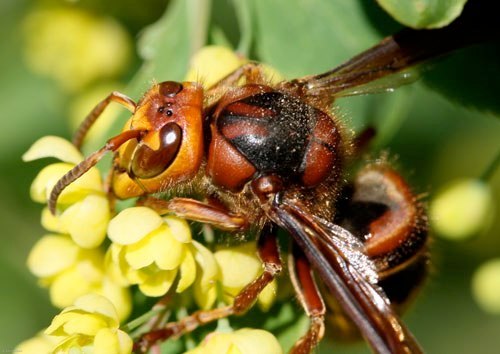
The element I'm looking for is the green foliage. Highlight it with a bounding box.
[376,0,468,28]
[423,43,500,115]
[1,0,499,353]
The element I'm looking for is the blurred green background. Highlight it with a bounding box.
[1,0,499,353]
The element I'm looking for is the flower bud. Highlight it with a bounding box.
[472,259,500,314]
[107,207,219,308]
[46,294,133,354]
[24,136,110,248]
[22,7,131,91]
[184,328,282,354]
[430,178,495,240]
[215,243,277,311]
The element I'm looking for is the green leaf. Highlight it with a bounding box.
[376,0,468,29]
[135,0,211,86]
[253,0,382,78]
[159,337,185,354]
[262,303,308,352]
[87,0,211,152]
[231,0,253,56]
[423,42,500,116]
[252,0,397,130]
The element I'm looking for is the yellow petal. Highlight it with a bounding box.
[109,243,124,265]
[75,249,106,283]
[124,233,156,269]
[215,244,276,311]
[116,329,133,354]
[138,269,177,297]
[215,243,261,289]
[176,249,196,293]
[184,329,281,354]
[22,135,84,164]
[105,246,130,286]
[88,330,130,354]
[99,277,132,322]
[108,207,163,245]
[163,216,192,243]
[49,267,97,308]
[257,280,277,312]
[74,293,119,324]
[227,343,244,354]
[51,334,84,353]
[184,46,246,88]
[124,267,144,284]
[30,162,103,205]
[194,281,217,310]
[150,226,185,270]
[27,234,79,277]
[59,166,103,205]
[94,328,119,354]
[41,207,68,233]
[191,241,219,289]
[46,310,79,335]
[260,63,285,85]
[15,331,60,354]
[192,241,218,309]
[202,332,233,354]
[231,329,283,354]
[62,313,108,336]
[60,194,110,248]
[221,286,240,302]
[30,163,74,203]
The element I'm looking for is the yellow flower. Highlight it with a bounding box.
[472,258,500,314]
[106,207,218,308]
[184,45,284,88]
[23,136,110,248]
[215,243,277,311]
[15,330,61,354]
[185,46,246,88]
[27,234,131,321]
[22,7,131,92]
[46,294,132,354]
[430,178,495,240]
[184,328,283,354]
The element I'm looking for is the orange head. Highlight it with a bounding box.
[114,81,204,198]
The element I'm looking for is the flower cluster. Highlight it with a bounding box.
[19,46,285,353]
[27,234,131,320]
[106,207,219,308]
[46,294,132,354]
[430,177,495,240]
[23,136,110,248]
[22,7,131,91]
[21,134,282,352]
[23,136,131,320]
[430,177,499,316]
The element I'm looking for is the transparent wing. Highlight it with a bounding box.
[271,200,423,354]
[282,2,497,100]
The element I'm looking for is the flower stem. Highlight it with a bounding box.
[480,147,500,182]
[233,0,253,56]
[122,307,167,333]
[188,0,211,56]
